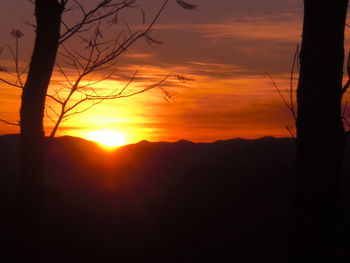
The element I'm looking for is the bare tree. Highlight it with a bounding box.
[269,7,350,260]
[5,1,196,262]
[1,0,195,141]
[271,44,350,139]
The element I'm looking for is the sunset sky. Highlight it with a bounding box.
[0,0,307,144]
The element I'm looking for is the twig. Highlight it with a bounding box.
[289,44,298,120]
[0,118,19,126]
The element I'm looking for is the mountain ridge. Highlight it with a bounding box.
[1,134,349,262]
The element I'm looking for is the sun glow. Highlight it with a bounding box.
[86,130,127,148]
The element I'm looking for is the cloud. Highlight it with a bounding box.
[123,51,156,59]
[152,12,302,43]
[196,18,301,42]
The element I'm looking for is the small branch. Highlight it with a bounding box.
[0,118,19,126]
[285,125,296,138]
[289,44,298,120]
[55,63,74,88]
[342,50,350,95]
[342,101,350,131]
[176,0,197,10]
[46,94,64,104]
[59,0,137,44]
[268,74,293,113]
[0,77,23,88]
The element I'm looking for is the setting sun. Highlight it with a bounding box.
[86,130,127,148]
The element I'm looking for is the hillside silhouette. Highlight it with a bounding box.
[1,135,349,262]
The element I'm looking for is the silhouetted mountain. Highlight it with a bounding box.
[1,135,349,262]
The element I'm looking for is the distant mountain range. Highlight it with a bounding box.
[1,135,349,262]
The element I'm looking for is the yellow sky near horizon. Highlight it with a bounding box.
[0,65,297,144]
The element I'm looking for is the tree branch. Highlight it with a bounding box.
[0,118,19,126]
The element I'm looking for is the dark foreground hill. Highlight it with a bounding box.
[0,135,349,262]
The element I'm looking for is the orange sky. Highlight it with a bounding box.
[0,0,317,144]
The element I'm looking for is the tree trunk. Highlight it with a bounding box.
[14,1,63,262]
[292,1,348,262]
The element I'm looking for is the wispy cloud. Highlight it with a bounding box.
[197,17,302,42]
[124,51,155,59]
[153,12,302,43]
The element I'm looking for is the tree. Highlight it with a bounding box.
[11,0,195,262]
[291,1,348,262]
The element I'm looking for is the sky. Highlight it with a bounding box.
[0,0,306,144]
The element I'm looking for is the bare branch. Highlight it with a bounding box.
[59,0,137,44]
[176,0,197,10]
[55,63,74,88]
[1,32,27,89]
[285,125,296,138]
[46,94,64,105]
[145,33,163,46]
[140,7,146,24]
[288,44,298,120]
[22,21,36,29]
[268,74,294,114]
[0,118,19,126]
[45,104,60,124]
[87,73,171,100]
[45,0,194,139]
[0,77,23,88]
[342,50,350,95]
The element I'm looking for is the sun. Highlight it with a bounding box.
[86,130,127,148]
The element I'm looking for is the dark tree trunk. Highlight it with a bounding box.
[292,1,348,262]
[14,1,63,262]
